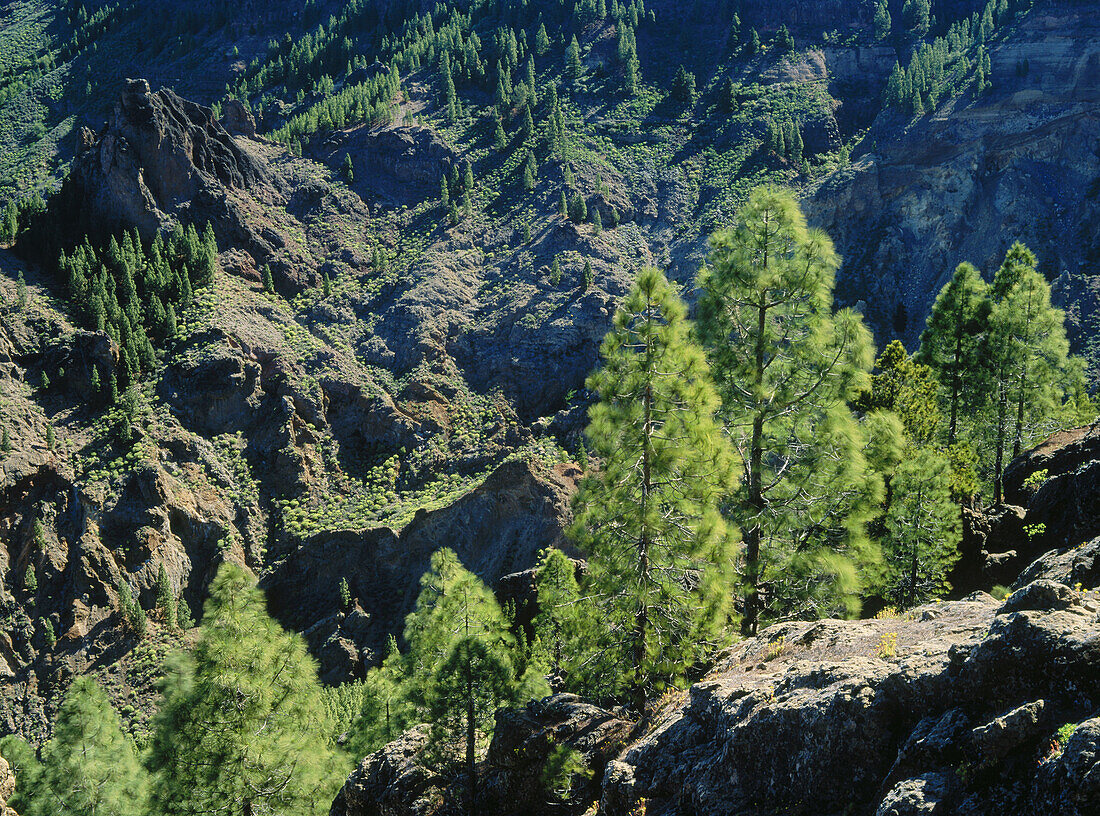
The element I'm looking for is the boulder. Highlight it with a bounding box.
[482,695,634,813]
[330,726,443,816]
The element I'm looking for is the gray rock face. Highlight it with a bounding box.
[57,79,268,241]
[597,588,1100,816]
[805,6,1100,352]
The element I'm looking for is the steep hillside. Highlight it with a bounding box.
[1,0,1098,761]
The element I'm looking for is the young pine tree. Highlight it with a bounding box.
[915,262,991,445]
[28,676,147,816]
[532,548,581,684]
[984,243,1073,503]
[570,267,737,711]
[402,548,546,816]
[882,448,961,607]
[155,562,176,629]
[148,561,338,816]
[697,186,883,635]
[565,36,583,88]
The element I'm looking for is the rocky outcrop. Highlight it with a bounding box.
[322,124,457,206]
[330,726,444,816]
[1001,422,1100,550]
[332,577,1100,816]
[599,583,1100,816]
[56,79,268,242]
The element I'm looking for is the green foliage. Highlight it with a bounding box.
[400,548,546,806]
[261,264,274,294]
[16,270,26,310]
[916,262,991,445]
[698,186,883,634]
[874,0,892,40]
[148,561,339,816]
[773,24,794,53]
[565,35,583,88]
[155,563,176,629]
[984,242,1072,501]
[25,676,147,816]
[581,260,593,291]
[902,0,930,37]
[0,735,42,814]
[670,65,696,104]
[116,581,146,636]
[860,341,941,446]
[339,576,352,611]
[533,548,580,682]
[550,255,563,286]
[344,636,412,759]
[342,153,354,183]
[882,448,961,606]
[22,561,37,593]
[570,267,737,709]
[541,744,592,803]
[57,224,217,398]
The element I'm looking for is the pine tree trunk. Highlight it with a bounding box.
[631,356,653,714]
[466,655,476,816]
[949,323,963,445]
[994,379,1007,505]
[743,286,768,637]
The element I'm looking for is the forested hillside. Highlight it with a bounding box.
[1,1,1099,815]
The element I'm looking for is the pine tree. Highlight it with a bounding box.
[0,734,42,814]
[23,562,37,593]
[342,154,354,183]
[148,562,338,816]
[874,0,892,40]
[261,264,275,294]
[45,425,54,451]
[535,23,551,56]
[322,271,332,297]
[533,548,580,682]
[16,271,27,311]
[565,36,583,88]
[493,117,507,150]
[697,186,882,635]
[27,677,147,816]
[550,255,563,286]
[339,577,352,611]
[156,562,176,629]
[747,28,760,55]
[915,262,991,445]
[860,340,941,447]
[902,0,930,38]
[570,267,737,710]
[558,190,569,217]
[1,201,17,243]
[345,636,411,760]
[882,448,961,607]
[670,65,696,104]
[463,161,475,194]
[581,260,593,290]
[774,24,794,52]
[985,243,1073,503]
[1,427,10,453]
[402,549,545,814]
